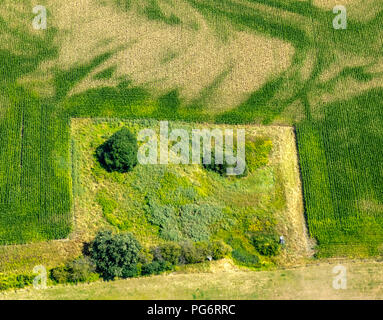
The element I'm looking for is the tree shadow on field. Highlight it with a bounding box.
[215,76,285,124]
[0,20,58,85]
[64,80,152,118]
[54,51,115,101]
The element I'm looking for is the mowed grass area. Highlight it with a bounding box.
[0,0,383,259]
[2,259,383,300]
[71,119,309,267]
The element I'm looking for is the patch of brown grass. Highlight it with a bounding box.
[46,0,294,111]
[313,0,381,22]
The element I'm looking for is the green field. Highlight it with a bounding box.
[0,13,72,243]
[0,0,383,259]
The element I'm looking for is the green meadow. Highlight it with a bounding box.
[70,118,308,268]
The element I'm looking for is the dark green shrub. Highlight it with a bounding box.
[50,257,99,284]
[203,149,228,176]
[203,138,272,176]
[227,236,260,267]
[141,261,173,276]
[203,149,248,177]
[152,242,181,265]
[67,257,99,283]
[138,248,154,265]
[195,241,210,257]
[96,127,138,173]
[208,240,232,260]
[179,241,208,264]
[50,266,70,284]
[252,233,280,256]
[90,230,142,280]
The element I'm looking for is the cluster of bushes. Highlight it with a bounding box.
[50,257,100,284]
[174,240,231,264]
[47,231,281,286]
[140,240,231,276]
[0,274,34,291]
[226,235,261,267]
[1,231,226,290]
[0,233,279,291]
[231,247,260,266]
[52,231,232,283]
[96,231,231,278]
[226,231,281,268]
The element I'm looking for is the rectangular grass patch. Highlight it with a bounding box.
[71,118,310,267]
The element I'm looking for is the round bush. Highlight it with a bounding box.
[138,248,154,265]
[179,241,209,264]
[96,127,138,173]
[50,266,70,284]
[141,261,173,276]
[50,257,98,284]
[90,230,142,280]
[252,233,280,256]
[208,240,232,260]
[203,148,248,177]
[66,257,98,283]
[152,243,182,265]
[203,149,228,176]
